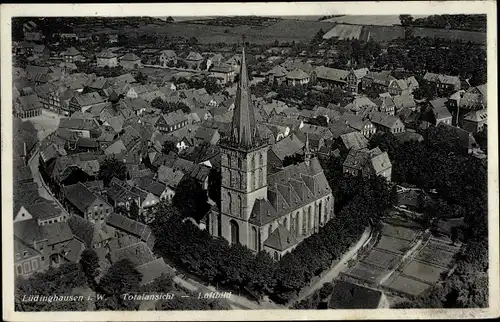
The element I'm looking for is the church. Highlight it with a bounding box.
[208,48,334,261]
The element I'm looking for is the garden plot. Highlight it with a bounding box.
[384,274,431,297]
[415,240,458,268]
[401,260,445,285]
[362,249,401,270]
[376,235,414,254]
[347,262,386,284]
[381,223,419,241]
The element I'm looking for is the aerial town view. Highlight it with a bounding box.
[11,14,488,311]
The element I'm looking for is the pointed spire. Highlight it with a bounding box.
[304,133,312,165]
[230,47,258,148]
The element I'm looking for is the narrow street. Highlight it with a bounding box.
[291,225,373,306]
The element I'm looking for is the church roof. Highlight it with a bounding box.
[263,224,298,251]
[249,157,331,226]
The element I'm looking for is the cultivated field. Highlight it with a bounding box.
[384,274,431,297]
[414,240,458,268]
[380,223,419,241]
[401,261,445,285]
[363,249,400,269]
[376,236,414,254]
[347,261,387,283]
[412,27,486,45]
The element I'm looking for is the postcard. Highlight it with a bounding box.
[2,1,498,321]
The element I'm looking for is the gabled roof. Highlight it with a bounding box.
[157,165,185,188]
[120,53,141,61]
[270,134,305,161]
[340,132,369,150]
[368,111,403,129]
[24,201,64,221]
[286,68,309,80]
[424,72,460,85]
[63,182,105,213]
[263,224,298,251]
[463,108,487,122]
[313,66,349,83]
[329,281,383,309]
[186,51,203,61]
[62,47,80,56]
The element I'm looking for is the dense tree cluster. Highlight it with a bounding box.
[371,127,488,308]
[98,156,127,187]
[174,76,222,95]
[399,14,487,32]
[151,97,191,114]
[15,263,88,311]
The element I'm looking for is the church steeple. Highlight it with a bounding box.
[231,47,259,148]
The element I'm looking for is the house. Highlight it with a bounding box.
[328,281,390,309]
[126,84,158,99]
[119,97,150,116]
[267,134,305,170]
[373,96,396,116]
[97,51,119,68]
[343,147,392,181]
[155,110,188,133]
[58,118,100,138]
[69,92,106,113]
[311,66,349,88]
[346,68,369,93]
[14,200,68,227]
[424,72,461,92]
[428,98,452,125]
[343,96,377,115]
[141,48,161,64]
[362,71,396,93]
[462,109,487,133]
[286,68,310,86]
[209,65,235,85]
[157,165,185,201]
[336,113,377,138]
[339,132,369,151]
[368,111,405,134]
[438,123,481,155]
[62,47,82,63]
[393,93,417,112]
[185,51,204,70]
[62,182,113,222]
[159,50,177,67]
[67,215,114,250]
[194,127,220,145]
[389,76,419,96]
[258,64,285,85]
[105,212,155,248]
[119,53,142,70]
[14,94,42,118]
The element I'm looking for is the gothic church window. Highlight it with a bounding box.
[252,227,258,250]
[284,217,288,230]
[230,220,239,245]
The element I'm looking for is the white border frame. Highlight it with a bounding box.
[2,2,498,320]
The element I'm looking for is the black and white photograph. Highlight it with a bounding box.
[2,2,498,321]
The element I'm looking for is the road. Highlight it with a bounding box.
[28,150,69,216]
[291,226,373,306]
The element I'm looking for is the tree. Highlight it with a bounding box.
[80,249,100,288]
[172,176,210,221]
[97,259,142,310]
[163,140,177,155]
[319,282,334,300]
[98,156,127,186]
[399,14,414,26]
[135,71,148,85]
[368,131,400,159]
[166,16,175,23]
[283,153,305,167]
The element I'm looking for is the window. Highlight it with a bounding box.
[284,217,288,230]
[252,227,258,250]
[16,265,22,275]
[274,252,279,261]
[230,220,239,245]
[308,207,313,229]
[23,262,31,273]
[268,224,273,237]
[31,260,38,271]
[15,253,21,261]
[41,256,45,261]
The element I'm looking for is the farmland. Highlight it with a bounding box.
[384,275,431,297]
[376,236,414,254]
